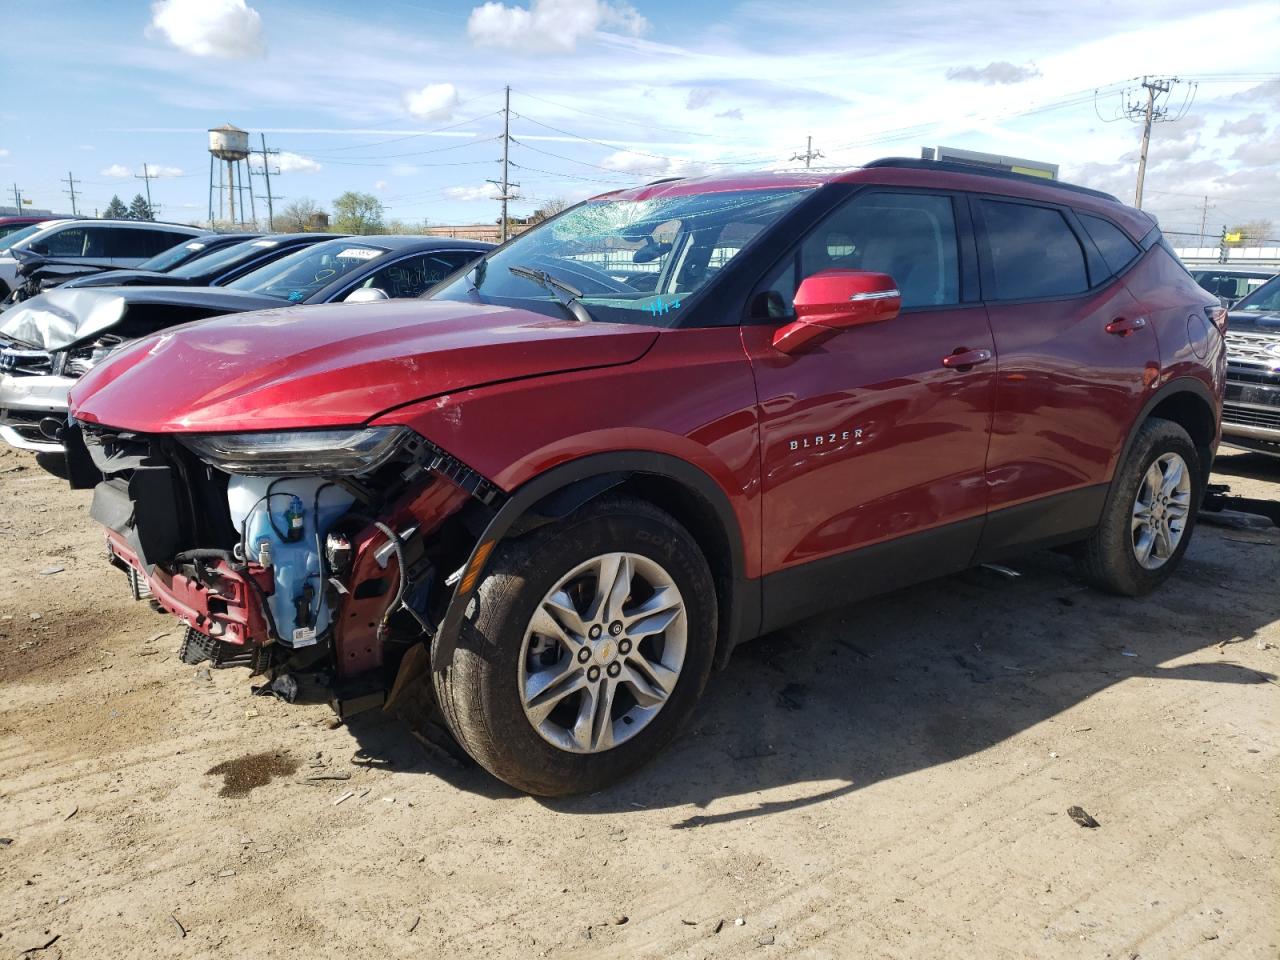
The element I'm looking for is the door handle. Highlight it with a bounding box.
[1105,316,1147,337]
[942,348,993,370]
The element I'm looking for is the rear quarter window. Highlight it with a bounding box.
[1079,213,1141,276]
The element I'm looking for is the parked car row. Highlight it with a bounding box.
[0,234,490,451]
[45,158,1226,796]
[0,217,207,302]
[1190,266,1277,308]
[1220,272,1280,456]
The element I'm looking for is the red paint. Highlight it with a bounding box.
[773,270,901,353]
[70,299,658,432]
[106,531,272,645]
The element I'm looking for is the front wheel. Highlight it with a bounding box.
[432,495,717,796]
[1076,417,1202,596]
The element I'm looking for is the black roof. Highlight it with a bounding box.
[333,235,493,252]
[863,157,1120,203]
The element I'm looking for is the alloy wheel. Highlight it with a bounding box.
[1131,452,1192,570]
[518,552,687,754]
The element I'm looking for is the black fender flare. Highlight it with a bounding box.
[1104,377,1218,517]
[429,450,753,671]
[1115,377,1217,476]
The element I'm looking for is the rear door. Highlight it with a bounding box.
[973,197,1156,557]
[741,188,997,628]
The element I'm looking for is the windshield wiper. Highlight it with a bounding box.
[507,265,593,323]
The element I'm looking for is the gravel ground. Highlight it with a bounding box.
[1,442,1277,959]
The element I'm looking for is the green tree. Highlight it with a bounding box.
[331,191,385,235]
[103,195,128,219]
[127,194,154,221]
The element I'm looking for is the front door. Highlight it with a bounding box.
[741,189,996,629]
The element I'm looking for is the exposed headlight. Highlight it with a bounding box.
[179,426,409,476]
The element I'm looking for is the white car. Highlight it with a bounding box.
[0,219,205,299]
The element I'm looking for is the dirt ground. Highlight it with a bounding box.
[1,441,1277,960]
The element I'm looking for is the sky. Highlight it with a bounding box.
[1,0,1278,238]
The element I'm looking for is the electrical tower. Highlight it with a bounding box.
[10,183,23,214]
[487,85,521,243]
[790,135,824,169]
[1113,76,1196,210]
[63,172,80,216]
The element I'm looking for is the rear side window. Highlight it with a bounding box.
[1079,214,1140,276]
[41,227,88,257]
[111,228,185,258]
[980,200,1088,300]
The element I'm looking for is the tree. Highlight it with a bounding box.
[529,197,568,224]
[103,195,128,219]
[276,197,326,232]
[1226,220,1274,247]
[127,193,154,221]
[331,191,385,235]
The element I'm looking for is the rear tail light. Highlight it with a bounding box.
[1205,304,1227,334]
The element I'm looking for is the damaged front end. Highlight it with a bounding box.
[73,421,504,718]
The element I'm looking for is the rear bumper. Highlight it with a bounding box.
[0,372,72,452]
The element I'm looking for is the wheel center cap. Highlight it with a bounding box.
[597,639,617,664]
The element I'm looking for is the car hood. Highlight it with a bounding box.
[0,287,282,352]
[1227,309,1280,335]
[69,298,660,432]
[65,269,181,288]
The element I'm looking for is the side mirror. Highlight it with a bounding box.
[771,269,901,354]
[29,242,49,255]
[344,286,389,304]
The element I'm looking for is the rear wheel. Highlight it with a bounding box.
[432,495,717,796]
[1076,418,1201,596]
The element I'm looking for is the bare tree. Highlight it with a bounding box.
[276,197,326,232]
[529,197,569,224]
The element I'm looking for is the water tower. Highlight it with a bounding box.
[207,124,255,228]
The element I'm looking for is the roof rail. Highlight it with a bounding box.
[863,157,1120,203]
[644,176,685,186]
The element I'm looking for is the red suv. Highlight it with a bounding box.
[65,159,1225,795]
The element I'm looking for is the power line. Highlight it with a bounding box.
[486,86,521,242]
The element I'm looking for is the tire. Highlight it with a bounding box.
[1076,417,1202,596]
[432,495,717,796]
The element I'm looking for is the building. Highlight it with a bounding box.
[921,146,1058,180]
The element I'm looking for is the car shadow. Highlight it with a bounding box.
[345,531,1279,814]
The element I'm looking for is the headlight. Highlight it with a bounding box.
[179,426,409,476]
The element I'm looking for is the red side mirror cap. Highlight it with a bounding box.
[772,270,901,354]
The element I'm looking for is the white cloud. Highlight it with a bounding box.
[147,0,265,59]
[403,83,459,121]
[467,0,647,53]
[445,183,503,201]
[1220,113,1267,137]
[275,151,321,174]
[374,180,389,191]
[686,87,717,110]
[600,151,712,178]
[0,148,9,158]
[945,61,1041,85]
[101,163,184,179]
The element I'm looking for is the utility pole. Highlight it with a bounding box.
[1198,196,1212,249]
[135,163,155,219]
[1118,76,1196,210]
[63,172,81,216]
[257,133,280,231]
[486,85,520,243]
[790,135,824,169]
